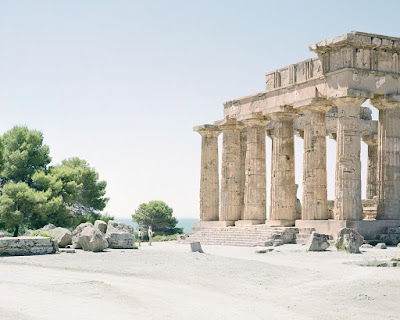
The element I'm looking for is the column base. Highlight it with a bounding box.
[265,220,295,227]
[194,221,235,229]
[295,219,400,240]
[235,220,265,226]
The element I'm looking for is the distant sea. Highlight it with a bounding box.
[115,218,199,234]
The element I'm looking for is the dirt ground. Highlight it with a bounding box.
[0,242,399,320]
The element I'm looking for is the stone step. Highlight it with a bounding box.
[295,234,312,244]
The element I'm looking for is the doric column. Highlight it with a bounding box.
[218,119,244,222]
[242,113,269,223]
[193,125,221,221]
[302,103,330,220]
[332,97,365,220]
[269,112,297,223]
[363,136,378,199]
[371,95,400,220]
[240,129,247,219]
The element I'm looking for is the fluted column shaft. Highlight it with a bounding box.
[243,117,268,221]
[270,113,296,221]
[194,125,221,221]
[371,96,400,220]
[366,141,378,199]
[333,98,365,220]
[302,107,328,220]
[219,120,244,221]
[240,130,247,219]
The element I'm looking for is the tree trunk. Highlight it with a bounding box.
[13,225,19,237]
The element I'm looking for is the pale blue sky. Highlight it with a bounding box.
[0,1,398,218]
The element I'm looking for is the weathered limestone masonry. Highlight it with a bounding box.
[194,31,400,239]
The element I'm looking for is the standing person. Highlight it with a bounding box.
[148,226,153,246]
[138,228,143,246]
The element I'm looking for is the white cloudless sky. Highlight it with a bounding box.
[0,0,398,219]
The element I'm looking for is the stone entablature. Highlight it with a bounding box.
[223,31,400,121]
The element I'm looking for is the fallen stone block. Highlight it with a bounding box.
[78,226,108,252]
[190,241,203,253]
[94,220,107,234]
[306,232,330,252]
[255,247,273,254]
[50,227,72,248]
[72,222,94,249]
[59,248,76,253]
[0,236,59,256]
[335,228,363,253]
[105,221,135,249]
[360,244,373,249]
[375,243,387,249]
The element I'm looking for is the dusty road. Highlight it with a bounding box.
[0,242,399,320]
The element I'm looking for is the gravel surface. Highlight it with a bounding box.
[0,242,399,319]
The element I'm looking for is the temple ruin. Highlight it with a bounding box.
[193,31,400,239]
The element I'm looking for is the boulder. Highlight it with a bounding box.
[78,226,108,252]
[41,224,56,233]
[306,232,330,251]
[94,220,107,234]
[72,222,94,249]
[335,228,364,253]
[105,221,135,249]
[360,244,373,249]
[0,236,59,256]
[375,243,387,249]
[190,241,203,253]
[50,227,72,247]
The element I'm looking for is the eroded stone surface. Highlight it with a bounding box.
[306,232,330,251]
[105,221,135,249]
[94,220,108,234]
[51,227,72,248]
[0,236,58,256]
[335,228,364,253]
[78,227,108,252]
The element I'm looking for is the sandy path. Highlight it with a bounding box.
[0,242,399,319]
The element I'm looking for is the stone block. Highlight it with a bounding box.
[0,236,58,256]
[234,220,264,226]
[265,220,295,227]
[94,220,108,234]
[375,243,387,249]
[190,242,203,253]
[78,227,108,252]
[306,232,330,251]
[105,221,135,249]
[50,227,72,247]
[72,222,94,249]
[335,228,364,253]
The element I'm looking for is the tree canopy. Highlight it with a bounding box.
[132,201,182,235]
[0,126,111,236]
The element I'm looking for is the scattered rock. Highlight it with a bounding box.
[105,221,135,249]
[375,243,387,249]
[94,220,107,234]
[51,227,72,247]
[360,244,373,249]
[255,247,273,254]
[190,241,203,253]
[273,240,284,247]
[335,228,364,253]
[72,222,94,249]
[0,236,59,256]
[78,226,108,252]
[59,248,76,253]
[256,240,273,247]
[306,232,330,251]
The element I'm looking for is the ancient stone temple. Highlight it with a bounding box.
[194,31,400,239]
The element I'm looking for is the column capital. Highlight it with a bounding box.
[329,96,367,107]
[302,100,333,114]
[240,112,270,126]
[215,118,245,131]
[193,124,221,137]
[362,133,378,146]
[371,95,400,110]
[269,111,297,121]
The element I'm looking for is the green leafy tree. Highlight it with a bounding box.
[132,201,182,235]
[0,182,61,236]
[1,126,51,186]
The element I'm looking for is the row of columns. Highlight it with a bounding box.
[195,95,400,224]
